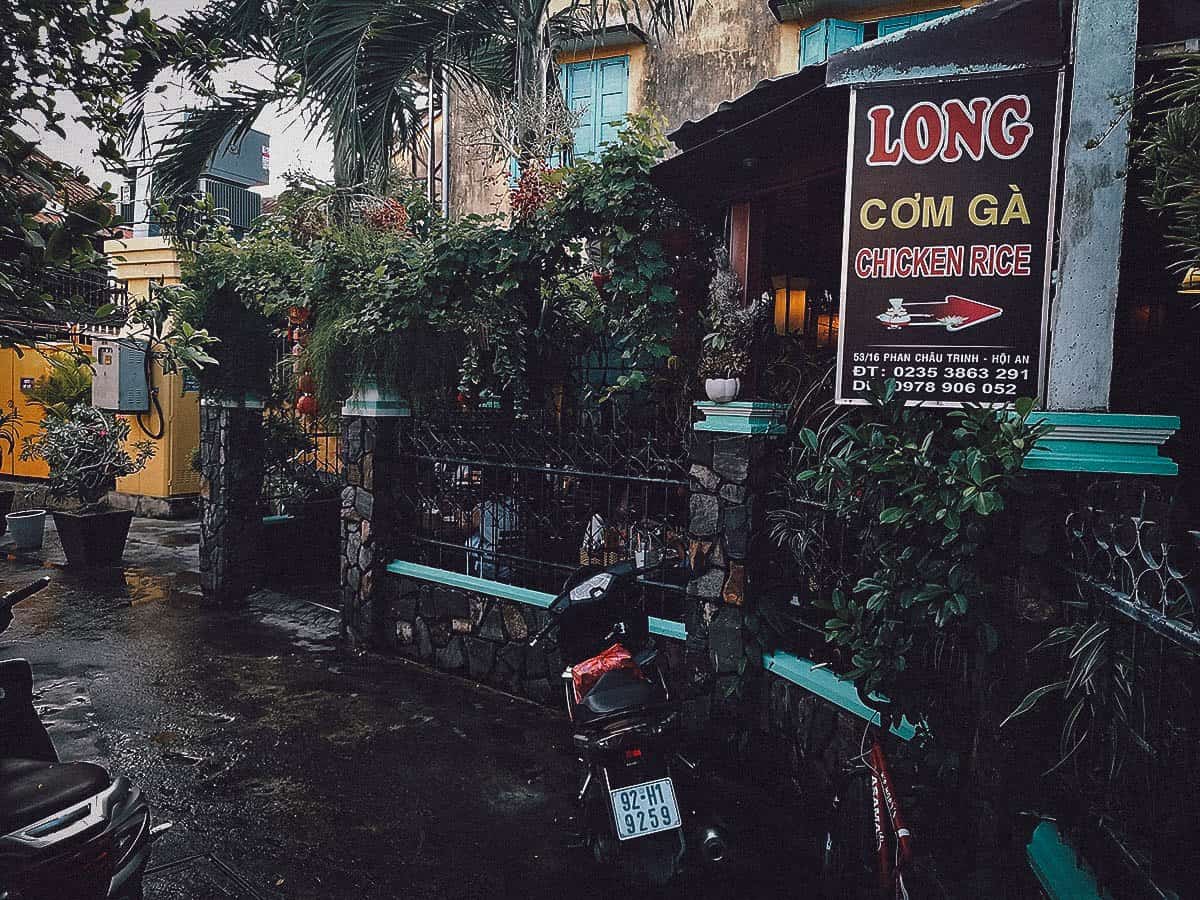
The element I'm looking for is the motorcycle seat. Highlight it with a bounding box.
[575,666,664,726]
[0,758,110,836]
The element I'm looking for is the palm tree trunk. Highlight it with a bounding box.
[513,0,552,169]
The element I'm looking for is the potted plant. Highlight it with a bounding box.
[21,405,154,566]
[698,256,770,403]
[0,403,20,535]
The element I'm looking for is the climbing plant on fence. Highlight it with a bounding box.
[769,380,1049,724]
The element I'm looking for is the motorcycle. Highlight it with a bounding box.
[0,577,165,900]
[530,559,730,887]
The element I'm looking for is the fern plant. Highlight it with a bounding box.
[24,350,92,421]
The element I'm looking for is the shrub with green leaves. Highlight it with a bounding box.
[769,380,1049,721]
[22,405,154,509]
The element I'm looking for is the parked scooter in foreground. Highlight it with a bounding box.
[0,577,167,900]
[530,559,731,887]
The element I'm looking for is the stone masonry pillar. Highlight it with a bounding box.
[199,401,266,604]
[340,385,409,648]
[681,402,785,733]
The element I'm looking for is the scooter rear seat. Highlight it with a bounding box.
[0,758,110,835]
[575,667,662,726]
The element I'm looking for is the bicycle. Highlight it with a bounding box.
[819,692,916,899]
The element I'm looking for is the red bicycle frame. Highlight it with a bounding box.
[869,737,914,899]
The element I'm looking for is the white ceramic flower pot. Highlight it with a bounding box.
[704,377,741,404]
[7,509,46,550]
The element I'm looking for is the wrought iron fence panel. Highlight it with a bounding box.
[395,405,692,623]
[1066,483,1200,651]
[1060,481,1200,896]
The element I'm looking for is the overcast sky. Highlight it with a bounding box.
[31,0,334,196]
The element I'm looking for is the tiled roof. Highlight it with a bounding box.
[1,148,113,225]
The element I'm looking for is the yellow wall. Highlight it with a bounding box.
[0,342,78,479]
[104,236,202,499]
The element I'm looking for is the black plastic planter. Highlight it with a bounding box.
[52,508,135,567]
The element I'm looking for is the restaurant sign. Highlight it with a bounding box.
[836,70,1064,406]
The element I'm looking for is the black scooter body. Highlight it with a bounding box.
[536,562,724,886]
[0,578,156,900]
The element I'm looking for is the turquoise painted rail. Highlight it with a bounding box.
[387,560,910,738]
[1026,822,1108,900]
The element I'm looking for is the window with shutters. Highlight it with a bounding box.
[798,9,958,69]
[799,18,865,68]
[876,8,957,38]
[562,55,630,161]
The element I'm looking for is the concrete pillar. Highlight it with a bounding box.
[198,402,266,604]
[1045,0,1139,411]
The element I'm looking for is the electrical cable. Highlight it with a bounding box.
[135,341,166,440]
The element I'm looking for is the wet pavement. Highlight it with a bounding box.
[0,518,812,899]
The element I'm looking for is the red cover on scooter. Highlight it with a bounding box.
[572,643,644,704]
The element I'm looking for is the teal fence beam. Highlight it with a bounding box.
[1026,822,1109,900]
[763,650,917,740]
[388,561,919,736]
[387,560,690,641]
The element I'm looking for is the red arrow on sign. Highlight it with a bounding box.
[876,295,1003,332]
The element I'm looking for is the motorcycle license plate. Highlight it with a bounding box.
[610,777,681,840]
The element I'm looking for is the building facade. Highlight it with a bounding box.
[434,0,982,218]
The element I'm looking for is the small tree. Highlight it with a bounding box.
[0,1,160,348]
[22,406,154,509]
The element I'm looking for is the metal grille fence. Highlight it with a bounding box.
[394,402,693,623]
[1058,482,1200,898]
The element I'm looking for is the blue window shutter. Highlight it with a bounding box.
[799,18,864,68]
[829,19,865,55]
[596,56,629,150]
[916,8,956,24]
[800,21,827,67]
[877,14,915,36]
[567,60,596,159]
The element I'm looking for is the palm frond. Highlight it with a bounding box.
[151,86,283,199]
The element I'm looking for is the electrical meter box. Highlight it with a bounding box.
[92,340,150,413]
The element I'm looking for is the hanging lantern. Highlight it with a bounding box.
[297,373,316,394]
[296,394,319,416]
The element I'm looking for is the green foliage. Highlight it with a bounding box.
[769,380,1049,720]
[0,1,161,348]
[304,225,464,412]
[1136,61,1200,273]
[21,405,154,509]
[1003,618,1152,777]
[294,112,706,408]
[24,350,93,421]
[696,253,769,379]
[177,112,707,410]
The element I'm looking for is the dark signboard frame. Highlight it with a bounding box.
[835,69,1065,407]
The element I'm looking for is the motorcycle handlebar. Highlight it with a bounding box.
[2,576,51,612]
